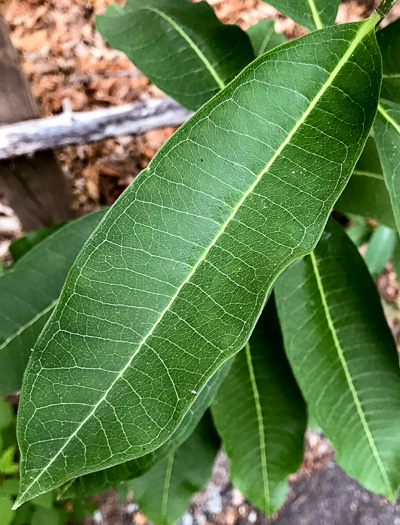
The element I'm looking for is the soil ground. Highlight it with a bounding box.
[1,1,400,524]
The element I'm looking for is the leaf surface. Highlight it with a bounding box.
[336,136,395,228]
[9,222,67,263]
[0,210,106,397]
[364,225,397,279]
[96,0,254,111]
[57,360,231,499]
[127,413,219,525]
[377,17,400,104]
[211,302,306,515]
[246,20,286,57]
[264,0,340,30]
[374,100,400,234]
[275,218,400,499]
[16,18,382,506]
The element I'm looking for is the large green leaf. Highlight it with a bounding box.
[9,222,67,263]
[246,20,286,57]
[374,100,400,234]
[264,0,340,31]
[57,360,231,500]
[126,413,219,525]
[275,218,400,499]
[211,302,306,515]
[336,136,395,228]
[15,18,382,506]
[0,209,106,397]
[377,17,400,104]
[96,0,254,111]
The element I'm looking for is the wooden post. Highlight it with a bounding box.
[0,13,73,230]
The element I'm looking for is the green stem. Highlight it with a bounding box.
[376,0,398,19]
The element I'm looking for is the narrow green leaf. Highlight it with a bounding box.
[275,218,400,499]
[246,20,286,57]
[211,302,306,515]
[9,222,67,263]
[377,17,400,104]
[364,225,397,279]
[263,0,340,31]
[127,413,219,525]
[374,100,400,234]
[336,136,396,228]
[57,360,232,500]
[0,209,106,397]
[16,18,382,506]
[96,0,254,111]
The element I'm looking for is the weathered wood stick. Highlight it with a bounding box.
[0,98,193,160]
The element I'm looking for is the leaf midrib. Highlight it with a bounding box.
[148,7,226,90]
[352,169,384,181]
[160,452,174,523]
[309,250,393,499]
[378,103,400,135]
[258,24,275,56]
[16,15,378,506]
[245,343,271,513]
[307,0,323,29]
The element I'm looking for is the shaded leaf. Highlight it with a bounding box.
[345,215,373,247]
[275,218,400,499]
[9,222,67,263]
[364,225,397,279]
[58,359,232,499]
[127,413,219,525]
[96,0,254,111]
[377,18,400,104]
[246,20,286,57]
[0,447,18,475]
[211,302,306,515]
[0,209,106,397]
[16,18,382,506]
[374,100,400,234]
[336,136,395,228]
[264,0,340,30]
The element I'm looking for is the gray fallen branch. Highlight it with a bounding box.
[0,98,193,159]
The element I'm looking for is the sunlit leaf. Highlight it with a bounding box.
[364,225,397,279]
[16,18,382,506]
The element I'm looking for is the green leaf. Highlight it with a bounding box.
[264,0,340,31]
[336,136,396,228]
[127,413,219,525]
[9,222,67,263]
[0,400,15,432]
[392,237,400,282]
[246,20,286,57]
[0,209,106,397]
[57,360,232,499]
[377,18,400,104]
[96,0,254,111]
[374,100,400,234]
[0,447,18,475]
[364,225,397,279]
[0,480,20,497]
[275,218,400,499]
[211,302,306,515]
[31,507,66,525]
[0,495,15,525]
[16,18,382,506]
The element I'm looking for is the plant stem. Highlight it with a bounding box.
[376,0,398,19]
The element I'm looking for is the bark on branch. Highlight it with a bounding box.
[0,98,193,160]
